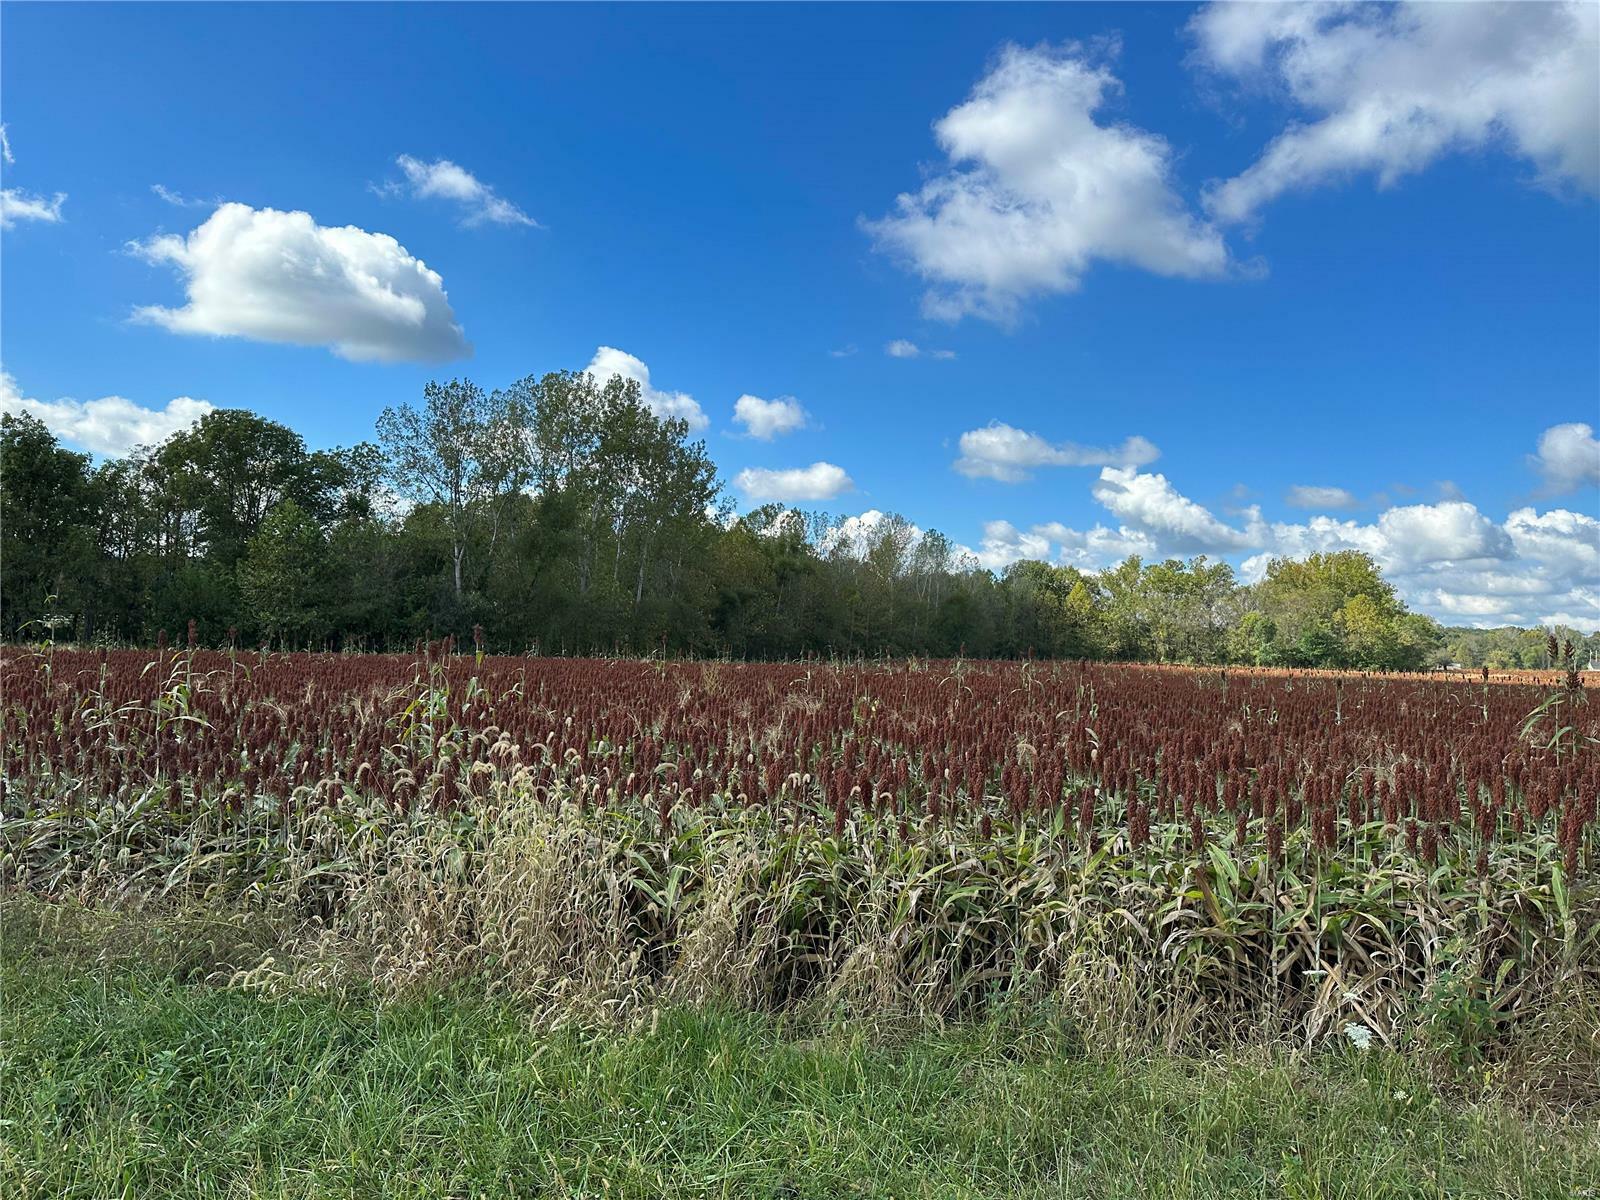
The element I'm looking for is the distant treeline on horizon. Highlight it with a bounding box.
[4,372,1595,671]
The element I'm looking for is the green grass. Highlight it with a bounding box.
[2,911,1597,1199]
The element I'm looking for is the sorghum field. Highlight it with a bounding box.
[3,641,1596,1049]
[5,642,1600,1197]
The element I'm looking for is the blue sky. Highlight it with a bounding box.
[3,2,1598,627]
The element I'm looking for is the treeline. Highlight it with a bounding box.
[4,367,1591,667]
[1440,625,1600,672]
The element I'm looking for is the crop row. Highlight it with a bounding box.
[4,644,1595,877]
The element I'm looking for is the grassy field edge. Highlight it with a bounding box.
[3,900,1598,1199]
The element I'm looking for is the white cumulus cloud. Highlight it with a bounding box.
[735,461,853,502]
[130,203,470,363]
[389,155,537,227]
[1530,421,1600,494]
[821,509,918,558]
[1504,506,1600,580]
[974,518,1160,572]
[1091,466,1258,553]
[1373,501,1512,569]
[974,519,1053,569]
[972,428,1599,628]
[867,42,1229,323]
[584,346,708,431]
[1,369,213,457]
[818,509,981,568]
[956,422,1160,482]
[1190,1,1600,224]
[1249,500,1514,574]
[1245,500,1598,630]
[733,394,807,440]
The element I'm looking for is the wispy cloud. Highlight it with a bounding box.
[1285,485,1358,510]
[151,183,217,209]
[885,339,955,360]
[0,124,67,231]
[381,155,539,228]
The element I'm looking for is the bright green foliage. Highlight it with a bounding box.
[238,500,329,646]
[1251,550,1445,670]
[1445,623,1599,670]
[4,912,1596,1200]
[0,413,98,639]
